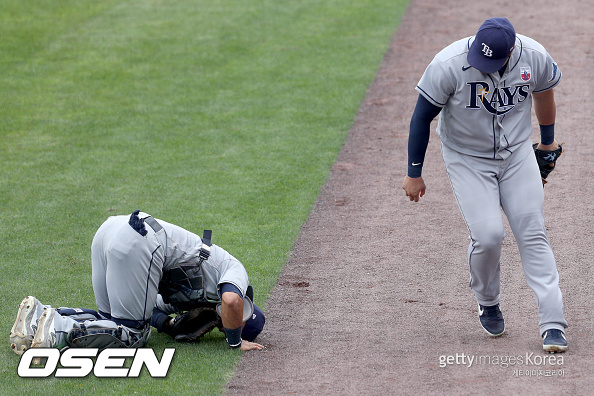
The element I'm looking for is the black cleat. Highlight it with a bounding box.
[478,304,505,337]
[543,329,568,353]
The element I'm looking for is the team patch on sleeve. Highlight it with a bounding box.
[548,62,558,83]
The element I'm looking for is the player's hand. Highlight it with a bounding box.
[537,140,561,169]
[537,140,559,151]
[402,176,426,202]
[240,340,265,351]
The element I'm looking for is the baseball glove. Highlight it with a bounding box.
[171,306,222,343]
[533,143,563,185]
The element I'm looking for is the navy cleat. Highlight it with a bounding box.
[478,304,505,337]
[542,329,568,353]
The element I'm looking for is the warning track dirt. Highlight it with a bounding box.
[227,0,594,394]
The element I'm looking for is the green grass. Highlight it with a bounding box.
[0,0,408,394]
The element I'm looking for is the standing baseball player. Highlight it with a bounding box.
[402,17,568,352]
[10,210,264,354]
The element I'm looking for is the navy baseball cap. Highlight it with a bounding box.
[467,18,516,74]
[241,304,265,342]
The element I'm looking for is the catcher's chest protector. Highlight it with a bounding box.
[159,264,207,307]
[158,230,213,309]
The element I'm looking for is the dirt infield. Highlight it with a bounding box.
[226,0,594,394]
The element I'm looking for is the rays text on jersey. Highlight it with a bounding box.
[466,82,529,115]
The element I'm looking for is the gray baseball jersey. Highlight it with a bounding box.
[9,213,251,351]
[415,34,567,335]
[91,212,249,326]
[416,34,561,159]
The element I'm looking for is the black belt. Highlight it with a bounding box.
[99,310,147,330]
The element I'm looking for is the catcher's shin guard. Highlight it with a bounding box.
[67,321,151,349]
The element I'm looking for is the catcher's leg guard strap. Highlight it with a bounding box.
[68,332,128,349]
[57,307,102,322]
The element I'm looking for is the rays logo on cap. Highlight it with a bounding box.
[520,66,531,81]
[481,43,493,57]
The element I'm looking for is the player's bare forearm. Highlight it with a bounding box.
[402,175,426,202]
[533,89,556,126]
[220,291,244,330]
[221,292,264,351]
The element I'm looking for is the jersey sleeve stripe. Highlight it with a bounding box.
[415,86,447,107]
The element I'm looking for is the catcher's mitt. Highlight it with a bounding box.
[533,143,563,185]
[171,306,222,343]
